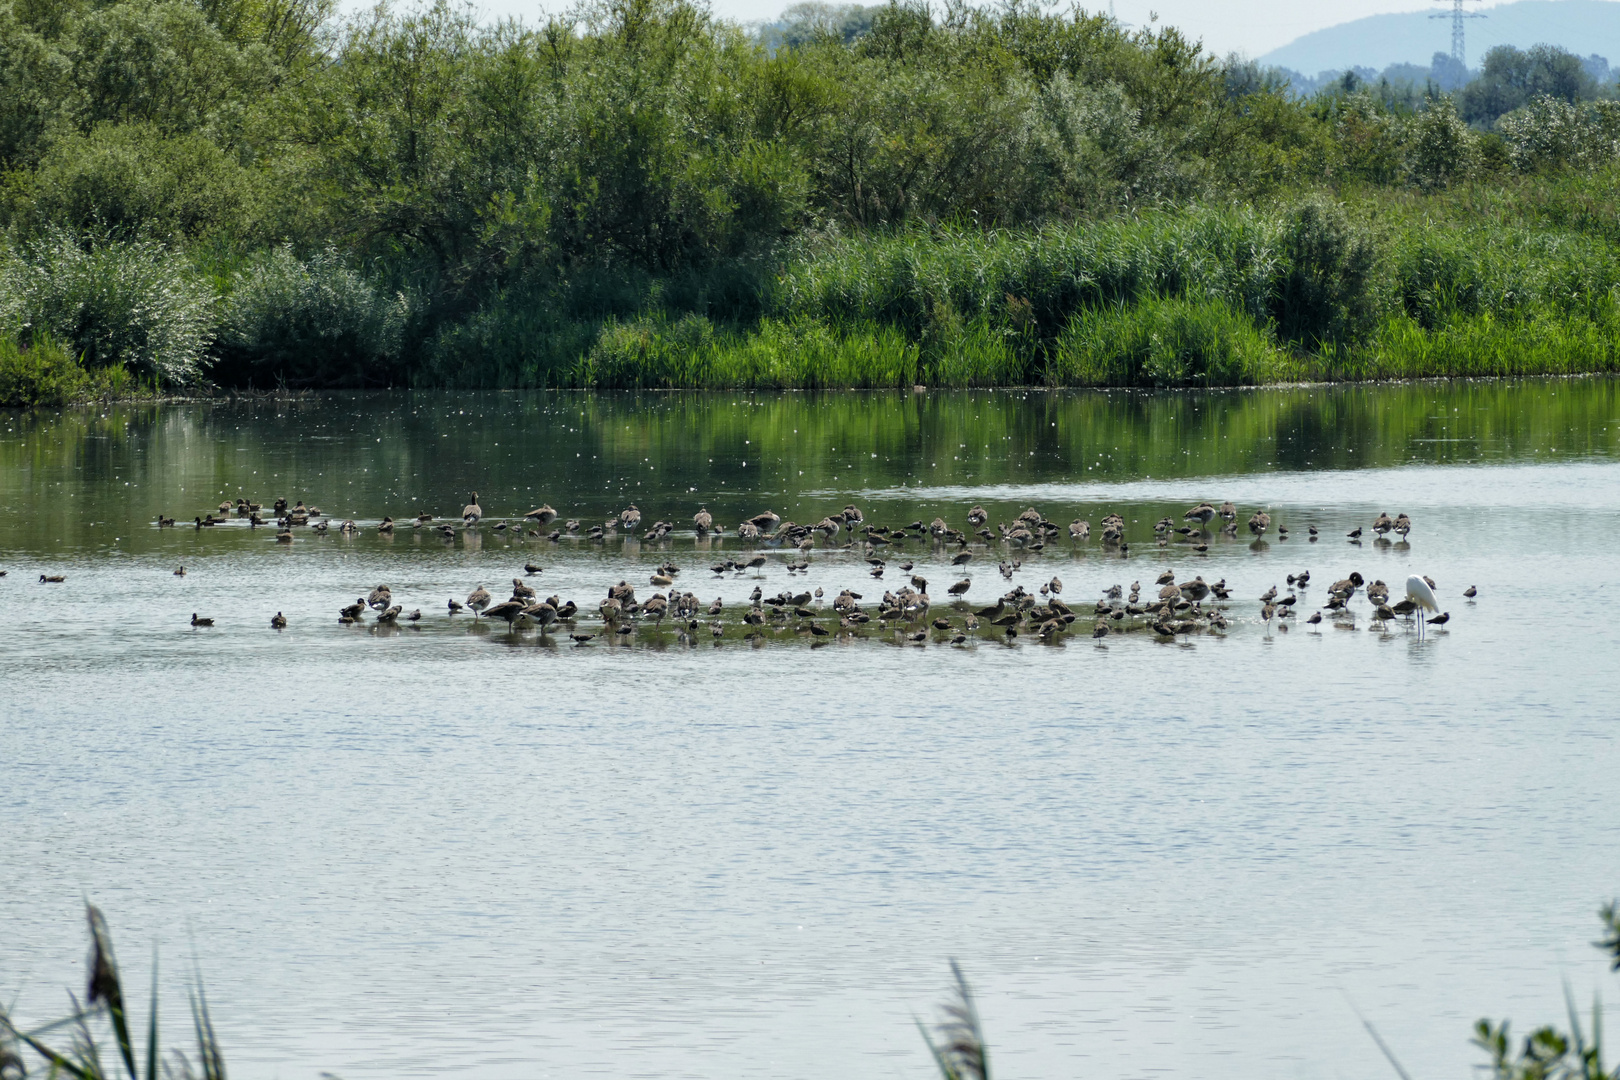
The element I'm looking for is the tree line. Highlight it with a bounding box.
[2,0,1620,396]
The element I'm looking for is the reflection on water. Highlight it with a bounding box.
[2,383,1619,1080]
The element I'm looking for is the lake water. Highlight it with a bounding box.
[3,383,1618,1080]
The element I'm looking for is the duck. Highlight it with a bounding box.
[271,612,287,630]
[191,613,213,627]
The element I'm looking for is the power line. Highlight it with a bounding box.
[1431,0,1487,68]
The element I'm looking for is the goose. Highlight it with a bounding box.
[1372,512,1394,537]
[1184,503,1216,528]
[1218,501,1237,523]
[524,562,543,575]
[951,550,972,566]
[620,504,642,532]
[377,517,393,533]
[174,566,186,576]
[466,585,492,616]
[1394,513,1412,539]
[694,506,714,534]
[463,493,482,525]
[512,578,537,601]
[524,602,559,632]
[483,599,524,625]
[947,579,971,597]
[376,604,402,623]
[1247,511,1270,538]
[368,585,392,610]
[1069,519,1089,540]
[191,613,213,627]
[967,506,988,527]
[340,599,365,619]
[525,504,557,525]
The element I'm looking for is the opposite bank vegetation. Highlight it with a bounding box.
[6,0,1620,404]
[3,902,1619,1079]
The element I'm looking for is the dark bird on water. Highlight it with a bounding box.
[271,612,286,629]
[191,613,213,627]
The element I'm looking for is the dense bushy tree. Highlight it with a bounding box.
[1459,44,1598,128]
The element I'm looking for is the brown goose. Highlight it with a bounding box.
[483,599,524,625]
[462,493,482,525]
[1184,503,1216,528]
[693,506,714,534]
[466,585,492,616]
[525,504,557,525]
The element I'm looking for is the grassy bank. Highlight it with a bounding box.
[6,0,1620,399]
[9,191,1620,400]
[418,192,1620,391]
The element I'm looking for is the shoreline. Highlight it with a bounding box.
[8,367,1619,409]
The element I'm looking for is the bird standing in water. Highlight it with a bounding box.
[1405,574,1439,638]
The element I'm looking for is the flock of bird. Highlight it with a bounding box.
[116,493,1474,647]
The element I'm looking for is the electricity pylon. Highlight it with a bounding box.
[1431,0,1486,68]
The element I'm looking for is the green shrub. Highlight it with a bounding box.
[20,122,263,240]
[1406,96,1480,190]
[0,330,89,406]
[1048,294,1290,386]
[1497,95,1620,174]
[215,246,409,387]
[0,229,213,384]
[1270,197,1377,347]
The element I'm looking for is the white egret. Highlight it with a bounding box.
[1405,574,1439,637]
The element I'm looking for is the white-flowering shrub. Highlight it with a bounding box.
[1498,95,1620,172]
[0,229,214,385]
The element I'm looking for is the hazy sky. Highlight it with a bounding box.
[340,0,1520,59]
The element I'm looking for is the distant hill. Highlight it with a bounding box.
[1257,0,1620,76]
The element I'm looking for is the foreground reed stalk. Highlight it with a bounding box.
[6,902,1618,1078]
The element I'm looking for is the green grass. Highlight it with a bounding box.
[1048,295,1294,387]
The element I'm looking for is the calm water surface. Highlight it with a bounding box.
[3,384,1619,1080]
